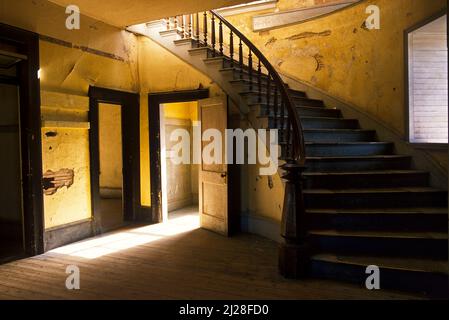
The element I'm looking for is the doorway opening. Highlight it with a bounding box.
[0,25,43,263]
[149,90,238,236]
[160,101,199,224]
[89,86,141,234]
[98,103,124,232]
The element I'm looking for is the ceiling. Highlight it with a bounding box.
[48,0,252,27]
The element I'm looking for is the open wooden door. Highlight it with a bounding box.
[198,97,229,236]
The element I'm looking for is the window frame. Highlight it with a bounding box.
[404,10,448,148]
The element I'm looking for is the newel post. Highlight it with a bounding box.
[279,161,311,278]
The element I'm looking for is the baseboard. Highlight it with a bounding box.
[240,212,281,243]
[44,219,94,251]
[168,196,193,212]
[281,72,448,190]
[138,205,153,222]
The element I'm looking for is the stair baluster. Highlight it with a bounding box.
[203,12,208,47]
[181,15,185,38]
[248,50,253,91]
[165,18,170,30]
[219,20,223,56]
[238,39,243,79]
[266,74,271,115]
[280,99,285,145]
[273,86,278,129]
[211,14,216,57]
[229,31,234,67]
[188,14,192,39]
[196,13,200,47]
[257,60,262,102]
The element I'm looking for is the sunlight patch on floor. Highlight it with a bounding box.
[50,212,199,259]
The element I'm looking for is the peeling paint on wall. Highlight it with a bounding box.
[285,30,331,40]
[43,169,74,196]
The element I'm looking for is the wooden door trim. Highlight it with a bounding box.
[88,86,141,230]
[0,23,44,257]
[148,89,209,224]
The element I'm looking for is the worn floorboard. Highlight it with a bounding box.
[0,208,421,300]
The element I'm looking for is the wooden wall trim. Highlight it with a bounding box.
[88,86,142,230]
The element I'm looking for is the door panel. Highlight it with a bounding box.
[199,97,228,236]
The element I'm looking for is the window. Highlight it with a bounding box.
[407,14,448,144]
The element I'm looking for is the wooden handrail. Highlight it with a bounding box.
[210,10,306,165]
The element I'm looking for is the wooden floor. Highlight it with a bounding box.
[0,207,421,300]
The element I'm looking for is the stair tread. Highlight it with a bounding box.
[307,155,410,160]
[304,187,446,194]
[312,253,449,274]
[303,129,374,132]
[305,142,391,145]
[304,170,427,176]
[306,207,448,214]
[301,116,356,121]
[309,229,448,240]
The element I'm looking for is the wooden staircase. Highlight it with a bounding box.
[129,13,448,298]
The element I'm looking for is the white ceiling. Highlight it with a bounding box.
[48,0,252,27]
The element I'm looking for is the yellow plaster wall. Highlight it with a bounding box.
[164,102,198,121]
[99,103,123,189]
[41,127,91,228]
[1,0,223,227]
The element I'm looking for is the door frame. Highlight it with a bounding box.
[148,89,209,223]
[88,86,141,231]
[0,23,44,257]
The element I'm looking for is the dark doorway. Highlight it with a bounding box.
[148,89,209,224]
[0,24,44,262]
[88,86,141,233]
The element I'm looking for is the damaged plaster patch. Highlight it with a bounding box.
[285,30,331,41]
[43,169,75,196]
[313,54,324,71]
[265,37,277,47]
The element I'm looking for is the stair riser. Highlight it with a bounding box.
[309,213,448,232]
[310,260,449,297]
[304,173,429,189]
[222,69,270,82]
[305,144,393,157]
[304,192,448,209]
[231,82,307,98]
[245,95,324,107]
[305,158,411,172]
[268,116,359,130]
[260,107,341,120]
[297,108,341,118]
[304,131,376,142]
[302,118,360,130]
[309,235,448,259]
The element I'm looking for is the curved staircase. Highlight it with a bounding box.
[129,13,448,297]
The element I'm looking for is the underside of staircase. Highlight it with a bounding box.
[130,18,449,298]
